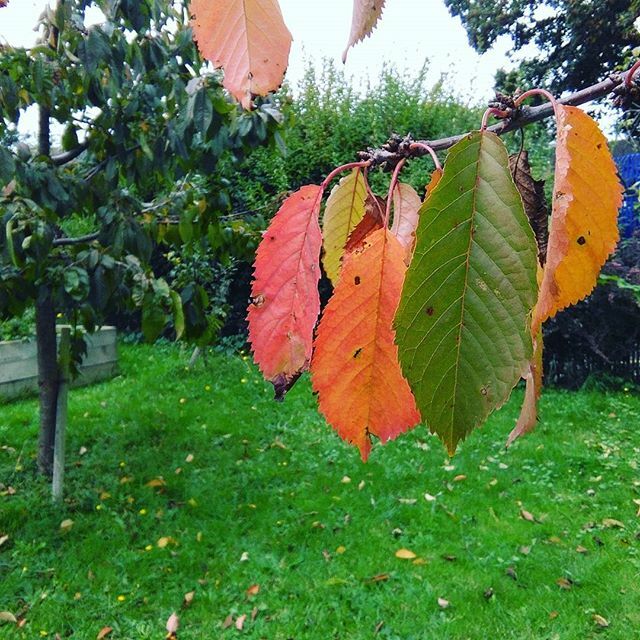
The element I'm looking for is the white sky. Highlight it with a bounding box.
[0,0,515,103]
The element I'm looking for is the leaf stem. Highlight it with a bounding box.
[384,158,406,228]
[408,142,442,170]
[625,59,640,88]
[321,161,372,191]
[513,88,559,119]
[480,107,511,131]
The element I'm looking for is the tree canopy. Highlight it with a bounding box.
[444,0,640,92]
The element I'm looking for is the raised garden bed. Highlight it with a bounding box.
[0,326,118,402]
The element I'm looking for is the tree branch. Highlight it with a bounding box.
[53,232,100,247]
[359,68,633,168]
[51,142,89,166]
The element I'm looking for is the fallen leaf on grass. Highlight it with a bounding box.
[505,567,518,581]
[364,573,390,583]
[520,509,536,522]
[183,591,195,608]
[222,615,233,629]
[96,627,112,639]
[398,498,417,504]
[145,477,166,488]
[185,453,194,463]
[336,545,346,555]
[453,475,466,482]
[602,518,624,529]
[0,611,17,624]
[424,493,436,502]
[556,577,573,590]
[549,611,559,620]
[60,519,74,533]
[246,584,260,597]
[166,612,179,634]
[593,614,609,628]
[437,597,450,609]
[235,614,247,630]
[0,535,9,548]
[157,537,177,548]
[239,552,249,562]
[576,545,588,554]
[395,548,416,560]
[519,545,531,555]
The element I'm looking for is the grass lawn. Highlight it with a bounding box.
[0,343,639,639]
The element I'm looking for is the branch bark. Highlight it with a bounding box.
[52,142,88,166]
[360,68,632,168]
[53,231,100,247]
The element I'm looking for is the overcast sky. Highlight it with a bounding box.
[0,0,515,102]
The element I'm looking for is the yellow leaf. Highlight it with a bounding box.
[602,518,624,529]
[157,536,177,548]
[322,168,368,284]
[593,614,609,628]
[532,105,623,332]
[145,477,165,488]
[0,611,17,623]
[59,519,74,533]
[336,545,346,554]
[395,548,416,560]
[183,591,195,607]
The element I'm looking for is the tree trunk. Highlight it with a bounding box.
[36,288,59,476]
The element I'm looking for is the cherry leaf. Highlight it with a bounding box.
[190,0,292,109]
[342,0,386,62]
[248,185,323,398]
[312,229,420,460]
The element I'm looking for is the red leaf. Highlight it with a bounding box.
[248,186,323,398]
[342,0,386,62]
[311,229,420,460]
[190,0,292,109]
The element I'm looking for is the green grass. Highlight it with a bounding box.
[1,343,639,639]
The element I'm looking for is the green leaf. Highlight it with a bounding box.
[394,131,538,453]
[170,289,185,340]
[141,292,166,343]
[0,147,16,186]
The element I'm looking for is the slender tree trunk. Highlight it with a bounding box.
[36,104,57,476]
[36,288,59,476]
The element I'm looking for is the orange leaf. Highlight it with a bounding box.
[96,627,112,640]
[235,614,247,630]
[248,186,323,398]
[344,195,385,254]
[246,584,260,597]
[311,229,420,460]
[532,105,623,332]
[190,0,292,109]
[390,183,421,250]
[507,327,543,446]
[342,0,386,62]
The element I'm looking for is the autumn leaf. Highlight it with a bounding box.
[311,229,420,460]
[390,183,421,252]
[96,627,112,640]
[593,614,609,628]
[395,131,539,454]
[248,185,323,398]
[190,0,292,109]
[532,105,623,333]
[235,614,247,630]
[506,327,543,446]
[166,612,179,636]
[322,168,368,284]
[0,611,17,624]
[509,151,549,265]
[342,0,386,62]
[344,194,385,254]
[246,584,260,597]
[437,597,450,609]
[395,548,417,560]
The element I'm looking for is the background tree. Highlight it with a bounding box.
[444,0,640,93]
[0,0,283,475]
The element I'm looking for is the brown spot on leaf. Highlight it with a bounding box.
[577,236,586,245]
[354,276,361,285]
[353,348,362,359]
[425,307,434,316]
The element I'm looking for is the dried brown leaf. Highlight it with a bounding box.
[166,612,179,634]
[96,627,113,639]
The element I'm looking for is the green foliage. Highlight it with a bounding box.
[0,305,34,341]
[445,0,640,93]
[1,343,639,637]
[0,0,283,352]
